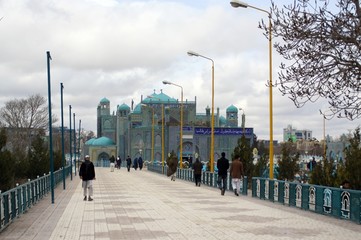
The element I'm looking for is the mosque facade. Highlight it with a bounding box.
[85,91,254,166]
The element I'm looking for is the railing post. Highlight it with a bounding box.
[16,184,22,215]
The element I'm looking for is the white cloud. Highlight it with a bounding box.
[0,0,358,142]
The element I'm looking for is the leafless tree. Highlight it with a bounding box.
[261,0,361,119]
[0,94,58,153]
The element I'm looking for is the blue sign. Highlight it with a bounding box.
[194,127,252,136]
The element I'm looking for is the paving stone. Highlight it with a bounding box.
[0,168,360,240]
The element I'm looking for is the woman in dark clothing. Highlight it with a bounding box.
[133,157,138,170]
[166,151,178,181]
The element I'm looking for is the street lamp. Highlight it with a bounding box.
[147,95,165,173]
[141,104,155,163]
[46,51,55,204]
[162,80,183,169]
[60,83,66,190]
[69,105,73,181]
[320,110,333,160]
[187,51,215,172]
[230,0,274,179]
[239,108,246,135]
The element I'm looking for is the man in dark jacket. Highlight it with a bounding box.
[217,152,229,195]
[192,158,203,187]
[79,155,96,201]
[126,156,132,172]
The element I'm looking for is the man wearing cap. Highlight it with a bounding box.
[79,155,96,201]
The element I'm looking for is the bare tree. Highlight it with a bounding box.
[0,94,58,154]
[261,0,361,119]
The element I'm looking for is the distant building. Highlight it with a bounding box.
[283,125,312,142]
[85,90,255,166]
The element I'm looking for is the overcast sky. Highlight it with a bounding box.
[0,0,359,142]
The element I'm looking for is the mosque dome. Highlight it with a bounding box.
[89,137,115,146]
[133,103,142,114]
[219,116,227,125]
[100,97,110,104]
[85,138,96,145]
[118,103,130,111]
[226,105,238,113]
[143,92,177,103]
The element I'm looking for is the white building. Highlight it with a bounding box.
[283,125,312,142]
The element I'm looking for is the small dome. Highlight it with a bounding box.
[226,104,238,113]
[91,137,115,146]
[85,138,96,145]
[133,103,142,114]
[100,97,110,104]
[219,116,227,124]
[118,103,130,111]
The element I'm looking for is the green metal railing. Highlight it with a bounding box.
[252,177,361,224]
[0,166,72,232]
[147,164,248,195]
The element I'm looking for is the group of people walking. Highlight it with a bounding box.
[167,151,244,197]
[217,152,244,196]
[79,151,244,202]
[125,155,143,171]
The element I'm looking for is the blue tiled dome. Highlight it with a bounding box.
[100,97,110,104]
[226,104,238,113]
[219,116,227,125]
[118,103,130,111]
[133,103,142,114]
[85,138,96,145]
[143,92,177,103]
[91,137,115,146]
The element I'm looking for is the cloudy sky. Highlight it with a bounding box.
[0,0,359,142]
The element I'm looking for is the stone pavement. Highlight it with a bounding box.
[1,168,360,240]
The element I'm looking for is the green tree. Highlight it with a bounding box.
[27,133,49,179]
[253,154,268,178]
[263,0,361,119]
[277,142,299,181]
[232,135,254,179]
[310,156,335,187]
[0,128,15,191]
[344,127,361,190]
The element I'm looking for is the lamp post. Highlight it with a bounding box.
[69,105,73,180]
[162,80,183,169]
[239,108,246,135]
[141,104,155,163]
[320,110,332,160]
[78,119,81,170]
[187,51,215,172]
[46,51,55,204]
[230,0,274,179]
[60,83,66,190]
[147,95,165,173]
[73,112,76,176]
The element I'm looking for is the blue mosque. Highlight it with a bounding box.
[84,90,254,165]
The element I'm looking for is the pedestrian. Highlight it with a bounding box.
[192,157,203,187]
[166,151,178,181]
[138,156,143,170]
[230,154,244,196]
[116,156,121,169]
[133,157,138,170]
[126,155,132,172]
[79,155,96,201]
[109,155,115,172]
[217,152,229,195]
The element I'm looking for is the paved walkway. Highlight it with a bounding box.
[1,168,360,240]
